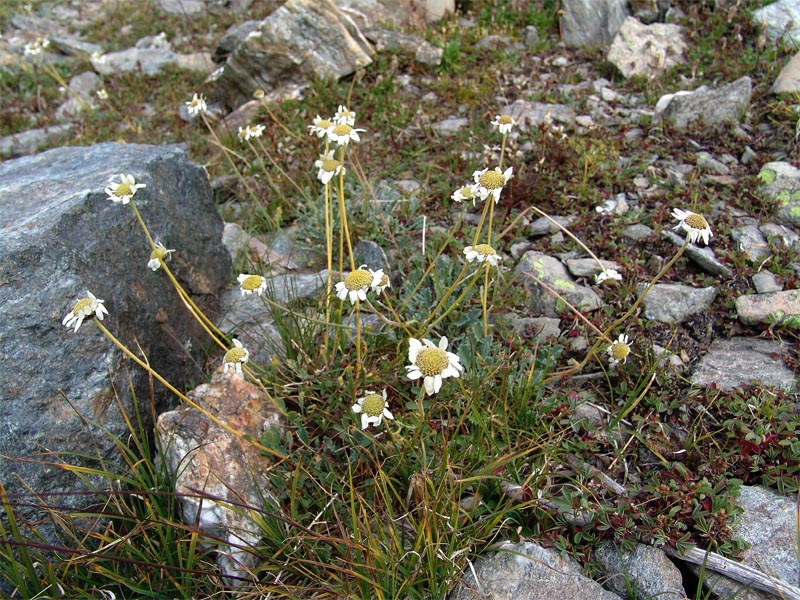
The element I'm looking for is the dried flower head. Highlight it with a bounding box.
[406,337,463,396]
[62,291,109,332]
[105,174,146,205]
[352,389,393,430]
[672,208,712,245]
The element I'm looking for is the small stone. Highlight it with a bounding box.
[638,283,717,323]
[735,289,800,325]
[751,271,783,294]
[624,223,653,241]
[691,338,796,392]
[529,215,576,237]
[431,117,468,135]
[565,258,621,278]
[596,542,686,600]
[731,225,770,262]
[552,56,569,67]
[696,151,731,176]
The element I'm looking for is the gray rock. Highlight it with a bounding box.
[335,0,417,30]
[696,486,800,599]
[751,271,783,294]
[501,99,576,132]
[595,542,685,600]
[354,239,389,272]
[630,0,665,24]
[451,541,622,600]
[771,51,800,94]
[696,151,731,176]
[529,215,576,236]
[735,289,800,325]
[515,251,604,318]
[0,123,74,158]
[475,34,514,51]
[156,0,204,15]
[690,337,796,392]
[760,222,799,249]
[752,0,800,46]
[213,20,261,64]
[653,77,752,130]
[560,0,630,48]
[525,25,540,47]
[156,373,284,583]
[431,116,468,135]
[623,223,653,241]
[92,41,212,76]
[731,225,770,262]
[0,143,230,537]
[638,282,716,323]
[364,28,443,66]
[757,161,800,228]
[503,315,562,343]
[215,0,374,109]
[565,258,621,278]
[607,17,686,79]
[55,71,101,119]
[662,230,733,277]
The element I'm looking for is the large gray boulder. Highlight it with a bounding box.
[0,143,230,529]
[560,0,630,48]
[653,77,752,130]
[214,0,374,109]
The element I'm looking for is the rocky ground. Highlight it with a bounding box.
[1,0,799,598]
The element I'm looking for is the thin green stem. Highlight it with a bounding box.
[337,145,356,272]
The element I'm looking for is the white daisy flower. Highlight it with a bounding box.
[185,93,207,118]
[451,184,478,205]
[308,115,334,138]
[327,122,366,147]
[62,291,109,333]
[147,241,174,271]
[406,336,463,396]
[333,105,357,126]
[672,208,713,245]
[223,338,249,375]
[473,166,513,204]
[371,270,390,295]
[607,333,632,368]
[595,268,622,285]
[334,266,374,304]
[105,174,146,205]
[314,150,344,185]
[352,389,394,430]
[237,124,265,142]
[96,89,109,101]
[463,244,501,267]
[491,114,517,135]
[23,37,49,57]
[237,273,268,296]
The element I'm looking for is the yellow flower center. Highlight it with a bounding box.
[684,213,709,230]
[475,244,496,256]
[332,123,352,137]
[479,170,505,190]
[377,274,389,288]
[320,157,340,172]
[362,394,385,417]
[115,181,133,197]
[241,275,264,291]
[72,298,93,316]
[224,348,247,364]
[415,348,450,377]
[610,342,630,361]
[344,269,372,291]
[316,119,332,130]
[498,115,513,125]
[458,186,474,198]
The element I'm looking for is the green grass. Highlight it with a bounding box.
[2,0,799,598]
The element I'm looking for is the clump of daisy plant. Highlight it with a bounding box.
[607,334,632,368]
[237,274,268,297]
[223,338,249,375]
[672,208,713,245]
[62,291,109,333]
[147,242,174,271]
[406,337,463,396]
[105,174,146,205]
[351,389,393,430]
